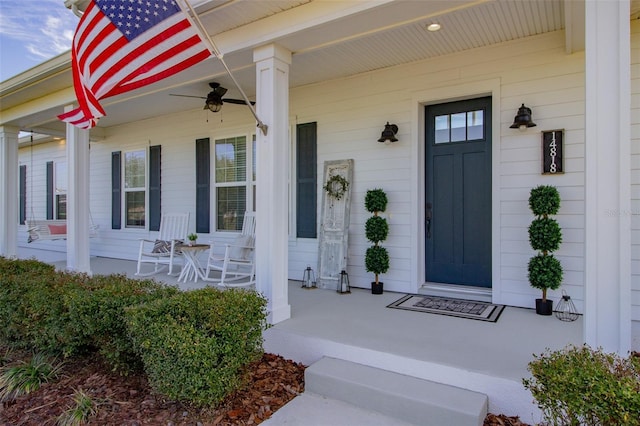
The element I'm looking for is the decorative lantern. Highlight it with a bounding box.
[337,270,351,294]
[555,290,578,322]
[301,265,316,289]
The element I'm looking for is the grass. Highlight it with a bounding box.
[57,388,98,426]
[0,352,63,402]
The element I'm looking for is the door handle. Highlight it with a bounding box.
[425,202,432,239]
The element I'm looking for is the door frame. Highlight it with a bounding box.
[410,79,502,303]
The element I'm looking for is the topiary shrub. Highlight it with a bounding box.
[364,189,389,291]
[125,288,268,406]
[523,345,640,426]
[527,185,563,303]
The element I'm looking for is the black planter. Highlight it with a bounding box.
[371,282,383,295]
[536,298,553,316]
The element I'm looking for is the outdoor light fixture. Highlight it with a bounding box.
[509,104,537,130]
[301,265,317,289]
[204,100,222,113]
[555,290,579,322]
[378,122,399,143]
[426,23,441,32]
[337,270,351,294]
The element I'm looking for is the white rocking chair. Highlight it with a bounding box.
[204,212,256,287]
[136,212,190,277]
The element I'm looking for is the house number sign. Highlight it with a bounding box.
[542,129,563,174]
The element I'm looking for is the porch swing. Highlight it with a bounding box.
[24,133,99,243]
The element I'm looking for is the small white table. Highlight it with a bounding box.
[177,243,209,283]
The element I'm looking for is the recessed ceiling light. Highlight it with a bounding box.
[427,23,441,32]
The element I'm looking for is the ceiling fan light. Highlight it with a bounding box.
[205,100,222,113]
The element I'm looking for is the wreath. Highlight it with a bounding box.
[324,174,350,200]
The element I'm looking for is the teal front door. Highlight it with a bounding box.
[425,97,492,287]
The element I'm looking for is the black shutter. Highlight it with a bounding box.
[46,161,53,220]
[19,165,26,225]
[111,151,122,229]
[148,145,161,231]
[195,138,210,233]
[296,122,317,238]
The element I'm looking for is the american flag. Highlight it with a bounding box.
[58,0,211,129]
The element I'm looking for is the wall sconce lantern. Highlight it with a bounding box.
[378,122,399,143]
[337,270,351,294]
[301,265,317,289]
[509,104,537,130]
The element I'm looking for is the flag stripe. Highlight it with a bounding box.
[93,17,191,98]
[59,0,211,129]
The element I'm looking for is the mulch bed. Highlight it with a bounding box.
[1,349,528,425]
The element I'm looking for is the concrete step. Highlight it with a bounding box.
[263,392,416,425]
[305,357,488,426]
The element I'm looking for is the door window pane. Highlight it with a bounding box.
[450,112,466,142]
[467,110,484,140]
[435,115,449,144]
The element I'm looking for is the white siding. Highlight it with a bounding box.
[17,24,640,321]
[631,19,640,322]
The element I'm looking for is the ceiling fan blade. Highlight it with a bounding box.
[170,94,206,99]
[223,98,256,105]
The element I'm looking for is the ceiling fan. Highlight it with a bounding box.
[170,82,255,112]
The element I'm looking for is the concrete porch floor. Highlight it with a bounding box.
[17,249,583,423]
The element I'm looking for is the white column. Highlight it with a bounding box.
[0,126,20,258]
[253,44,291,324]
[65,106,92,274]
[584,0,631,355]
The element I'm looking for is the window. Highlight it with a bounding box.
[124,150,146,228]
[215,136,254,231]
[435,109,484,144]
[55,162,67,220]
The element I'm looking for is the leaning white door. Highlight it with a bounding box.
[317,159,353,290]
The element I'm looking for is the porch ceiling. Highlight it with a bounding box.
[2,0,637,140]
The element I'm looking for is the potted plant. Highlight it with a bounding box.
[187,233,198,246]
[365,188,389,294]
[527,185,563,315]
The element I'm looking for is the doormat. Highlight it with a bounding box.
[387,295,505,322]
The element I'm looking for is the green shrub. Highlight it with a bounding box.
[0,258,177,371]
[0,259,88,354]
[66,274,179,373]
[523,345,640,426]
[527,185,563,302]
[365,245,390,276]
[528,254,563,296]
[0,258,57,346]
[365,188,390,286]
[125,288,268,406]
[365,188,388,213]
[365,215,389,243]
[529,185,561,216]
[528,217,562,253]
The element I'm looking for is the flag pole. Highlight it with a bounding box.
[177,0,268,136]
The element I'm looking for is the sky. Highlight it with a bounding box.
[0,0,79,81]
